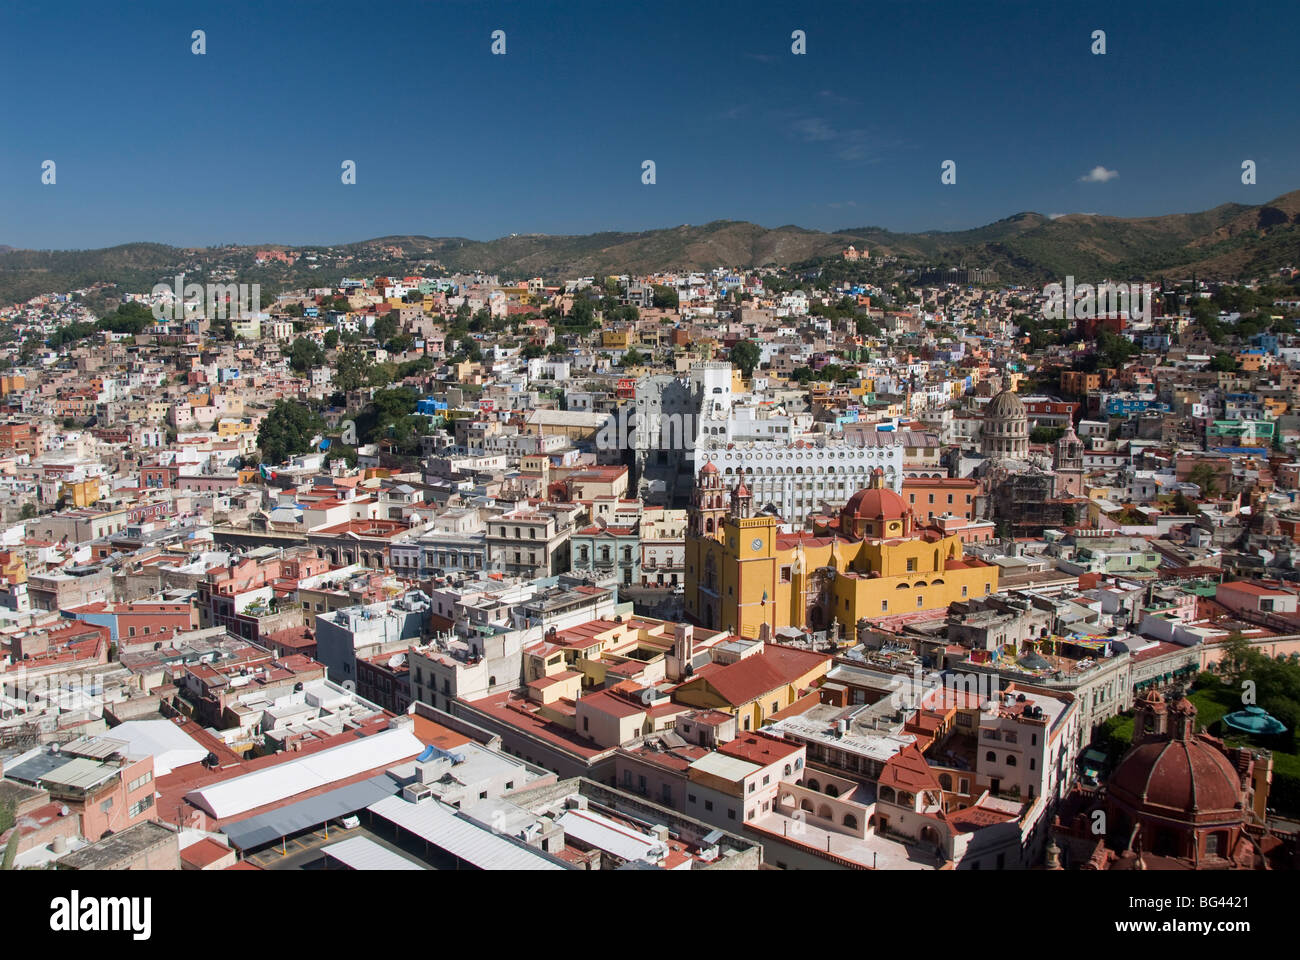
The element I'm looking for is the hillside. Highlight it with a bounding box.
[3,191,1299,306]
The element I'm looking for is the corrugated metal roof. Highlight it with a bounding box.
[61,735,128,760]
[367,795,567,871]
[187,727,423,819]
[41,757,119,791]
[555,808,664,863]
[322,835,425,871]
[220,775,397,851]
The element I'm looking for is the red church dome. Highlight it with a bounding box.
[843,486,909,522]
[1110,735,1243,821]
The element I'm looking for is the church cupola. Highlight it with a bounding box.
[1054,423,1083,472]
[730,480,752,519]
[690,461,726,538]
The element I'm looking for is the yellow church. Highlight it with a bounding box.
[684,463,998,639]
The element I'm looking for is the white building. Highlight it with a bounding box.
[695,434,904,526]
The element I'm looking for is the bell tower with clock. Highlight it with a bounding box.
[720,502,781,638]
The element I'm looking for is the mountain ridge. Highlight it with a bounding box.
[3,191,1298,306]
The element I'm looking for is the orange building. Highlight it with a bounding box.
[0,421,38,456]
[901,477,981,522]
[1060,370,1101,397]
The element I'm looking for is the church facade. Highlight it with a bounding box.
[684,463,1000,639]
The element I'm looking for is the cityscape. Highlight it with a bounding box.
[0,0,1294,938]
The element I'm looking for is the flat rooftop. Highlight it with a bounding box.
[58,820,177,870]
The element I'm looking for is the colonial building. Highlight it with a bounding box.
[685,465,999,638]
[1049,689,1279,870]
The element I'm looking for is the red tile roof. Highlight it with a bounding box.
[692,644,829,706]
[878,743,942,794]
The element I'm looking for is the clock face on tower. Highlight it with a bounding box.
[751,537,764,552]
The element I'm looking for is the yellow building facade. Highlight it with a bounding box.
[685,465,998,639]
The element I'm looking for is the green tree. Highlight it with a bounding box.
[621,347,646,366]
[323,329,339,350]
[287,337,324,375]
[97,301,154,335]
[1192,298,1223,343]
[1187,463,1219,497]
[855,316,881,337]
[257,400,326,466]
[652,285,679,309]
[1208,352,1238,373]
[369,361,397,389]
[372,312,399,344]
[333,347,372,393]
[20,503,36,520]
[730,339,760,378]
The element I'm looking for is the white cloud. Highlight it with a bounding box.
[794,117,837,142]
[1079,166,1119,183]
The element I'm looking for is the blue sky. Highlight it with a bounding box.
[1,0,1297,249]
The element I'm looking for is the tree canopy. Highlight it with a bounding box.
[287,337,324,374]
[730,339,760,378]
[257,400,325,465]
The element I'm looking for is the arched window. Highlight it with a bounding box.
[825,784,839,798]
[843,813,858,830]
[1006,755,1017,766]
[783,764,792,777]
[800,798,815,813]
[806,778,820,792]
[985,751,996,763]
[817,804,833,821]
[878,785,895,804]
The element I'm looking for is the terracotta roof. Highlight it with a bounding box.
[693,644,829,706]
[843,486,909,521]
[878,743,942,795]
[1109,730,1243,817]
